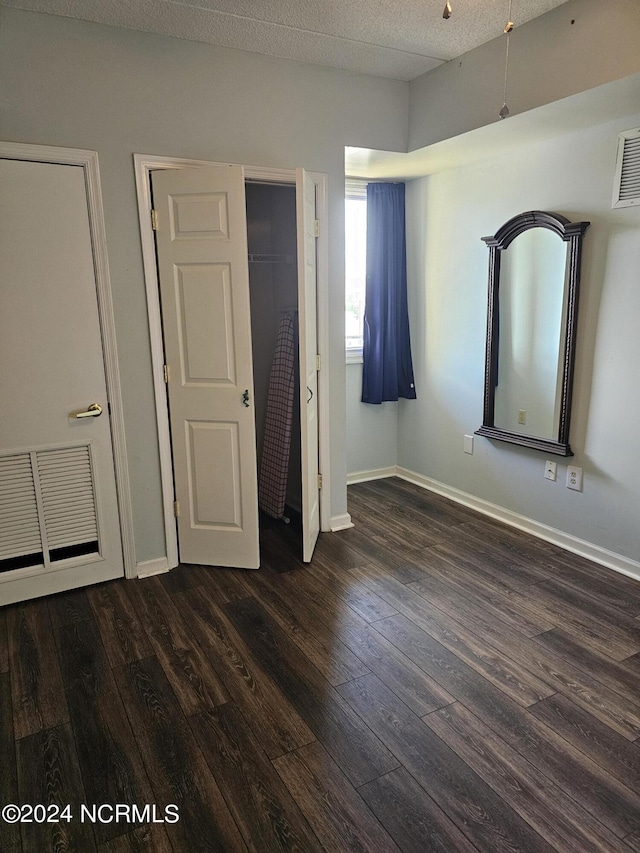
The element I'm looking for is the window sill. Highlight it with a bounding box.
[346,349,363,365]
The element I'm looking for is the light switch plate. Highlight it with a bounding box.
[544,460,557,481]
[464,435,474,454]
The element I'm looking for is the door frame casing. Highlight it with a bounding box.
[0,141,136,579]
[134,153,331,570]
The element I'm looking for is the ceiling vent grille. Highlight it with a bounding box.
[612,128,640,209]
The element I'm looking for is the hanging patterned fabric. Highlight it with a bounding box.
[258,312,296,519]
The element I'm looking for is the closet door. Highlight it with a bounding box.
[296,168,320,562]
[151,165,259,569]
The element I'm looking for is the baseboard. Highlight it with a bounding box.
[330,513,354,532]
[135,557,171,578]
[347,466,397,485]
[394,466,640,583]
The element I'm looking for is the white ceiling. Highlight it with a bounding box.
[2,0,571,80]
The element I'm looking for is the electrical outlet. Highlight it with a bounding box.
[566,465,583,491]
[464,435,474,454]
[544,460,557,481]
[517,409,526,425]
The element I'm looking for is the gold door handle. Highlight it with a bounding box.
[74,403,103,418]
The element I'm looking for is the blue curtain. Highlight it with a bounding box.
[361,182,416,404]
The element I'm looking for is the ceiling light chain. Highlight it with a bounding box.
[440,0,515,119]
[500,0,514,119]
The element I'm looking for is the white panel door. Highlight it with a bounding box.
[151,165,259,568]
[297,168,320,562]
[0,159,124,605]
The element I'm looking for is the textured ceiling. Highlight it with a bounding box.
[2,0,571,80]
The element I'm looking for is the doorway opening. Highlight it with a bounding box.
[246,182,302,551]
[135,155,330,574]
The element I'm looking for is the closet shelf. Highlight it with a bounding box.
[248,253,294,264]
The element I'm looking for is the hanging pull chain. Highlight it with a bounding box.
[500,0,514,119]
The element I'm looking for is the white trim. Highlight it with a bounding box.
[133,154,332,557]
[135,557,170,578]
[347,466,396,485]
[0,553,105,586]
[330,513,354,532]
[133,155,180,570]
[0,561,124,607]
[394,466,640,583]
[0,141,136,580]
[314,172,332,533]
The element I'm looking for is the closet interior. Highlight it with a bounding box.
[245,181,302,531]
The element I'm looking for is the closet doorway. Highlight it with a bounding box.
[137,158,328,572]
[246,181,302,533]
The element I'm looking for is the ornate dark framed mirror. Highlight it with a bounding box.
[476,211,590,456]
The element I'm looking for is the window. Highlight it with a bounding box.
[345,180,367,361]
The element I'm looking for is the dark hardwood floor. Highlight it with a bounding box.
[3,476,640,851]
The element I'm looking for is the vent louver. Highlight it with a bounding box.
[38,447,98,552]
[0,454,42,563]
[612,128,640,209]
[0,445,99,574]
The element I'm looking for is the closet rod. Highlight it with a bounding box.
[248,253,294,264]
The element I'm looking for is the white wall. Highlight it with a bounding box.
[346,364,398,477]
[400,111,640,565]
[0,8,408,563]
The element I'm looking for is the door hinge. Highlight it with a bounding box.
[316,354,321,371]
[173,500,180,518]
[314,219,320,238]
[317,474,323,490]
[163,363,169,384]
[151,209,158,231]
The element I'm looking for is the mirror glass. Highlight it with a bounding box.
[494,227,568,440]
[476,211,589,456]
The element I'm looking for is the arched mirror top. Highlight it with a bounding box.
[482,210,589,250]
[476,211,590,457]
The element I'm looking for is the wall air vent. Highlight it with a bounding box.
[0,445,99,574]
[612,127,640,209]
